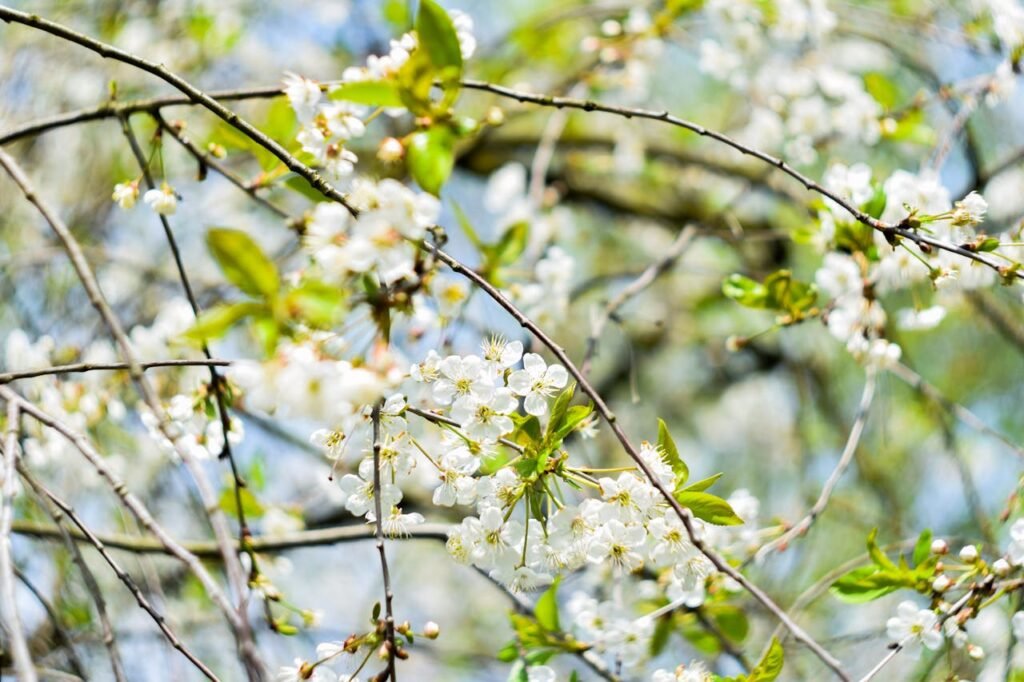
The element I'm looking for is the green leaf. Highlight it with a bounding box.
[218,485,264,519]
[182,302,262,343]
[283,175,328,203]
[284,279,344,328]
[493,221,530,266]
[657,419,688,485]
[763,270,817,315]
[710,604,749,643]
[681,473,723,493]
[329,80,404,107]
[722,274,768,308]
[866,528,897,570]
[749,637,784,681]
[863,72,899,110]
[416,0,463,78]
[978,236,1001,252]
[407,124,456,195]
[206,228,280,299]
[534,578,561,632]
[451,200,483,248]
[496,642,519,662]
[649,613,673,656]
[829,565,913,603]
[554,404,594,440]
[546,383,576,439]
[674,491,743,526]
[863,184,887,219]
[912,528,932,567]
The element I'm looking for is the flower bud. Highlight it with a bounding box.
[932,575,952,593]
[930,538,949,555]
[423,621,440,639]
[959,545,979,563]
[377,137,405,163]
[485,106,505,126]
[378,643,390,660]
[993,558,1011,576]
[395,620,411,635]
[967,644,984,661]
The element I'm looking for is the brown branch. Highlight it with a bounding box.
[422,242,850,680]
[152,113,291,221]
[0,6,353,217]
[13,565,88,680]
[371,402,398,681]
[581,225,698,376]
[16,466,220,681]
[753,369,877,563]
[0,146,265,677]
[0,401,35,682]
[26,484,127,682]
[0,358,231,384]
[459,79,1020,282]
[12,519,451,557]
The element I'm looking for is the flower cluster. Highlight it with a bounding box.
[813,164,999,367]
[301,178,439,285]
[696,0,880,164]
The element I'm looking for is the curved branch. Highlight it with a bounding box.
[753,369,876,563]
[423,242,850,680]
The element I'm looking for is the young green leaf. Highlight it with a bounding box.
[674,491,743,526]
[748,637,784,681]
[657,419,689,485]
[182,301,262,344]
[416,0,463,78]
[329,80,404,107]
[534,578,561,632]
[680,472,723,493]
[206,228,280,299]
[407,124,456,195]
[912,528,932,567]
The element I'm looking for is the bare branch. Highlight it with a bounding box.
[0,147,264,679]
[0,400,35,682]
[423,242,851,680]
[0,358,230,384]
[581,225,698,376]
[371,402,399,681]
[753,369,876,562]
[16,466,220,681]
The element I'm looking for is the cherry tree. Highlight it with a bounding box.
[2,1,1024,680]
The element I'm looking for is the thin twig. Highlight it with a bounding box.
[0,147,264,678]
[423,242,850,680]
[13,565,88,680]
[12,519,452,557]
[153,113,291,220]
[0,388,246,647]
[0,401,35,682]
[0,6,354,215]
[754,369,877,562]
[581,225,698,376]
[371,402,398,681]
[458,79,1020,281]
[0,5,1012,279]
[406,405,525,453]
[117,111,262,650]
[888,361,1024,458]
[25,483,128,681]
[0,358,230,384]
[17,465,221,681]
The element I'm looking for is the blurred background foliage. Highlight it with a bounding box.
[3,0,1024,680]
